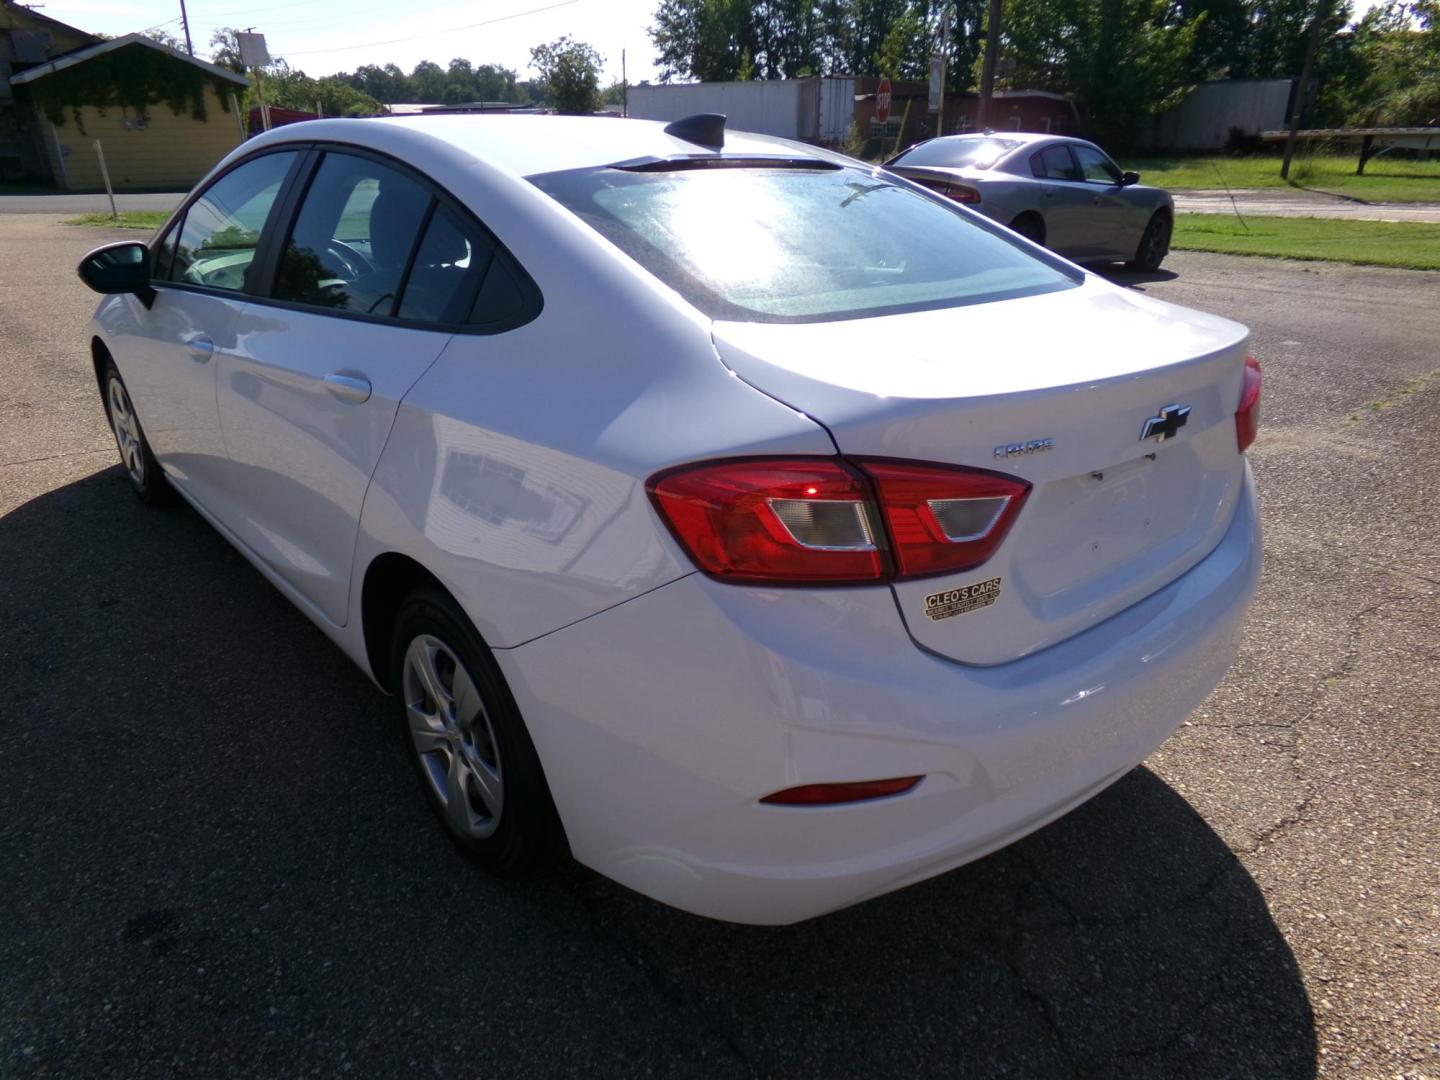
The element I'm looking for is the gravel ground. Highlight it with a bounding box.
[1171,188,1440,223]
[2,215,1436,1079]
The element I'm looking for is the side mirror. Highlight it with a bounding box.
[78,241,154,303]
[1120,171,1141,186]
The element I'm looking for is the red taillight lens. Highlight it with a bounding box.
[648,457,1029,585]
[760,776,923,805]
[1236,355,1262,453]
[857,459,1030,578]
[945,183,982,204]
[647,459,888,584]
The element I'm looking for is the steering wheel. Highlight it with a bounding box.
[326,239,374,279]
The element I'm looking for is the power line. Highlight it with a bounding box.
[282,0,583,56]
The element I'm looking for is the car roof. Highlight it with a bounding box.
[311,114,846,178]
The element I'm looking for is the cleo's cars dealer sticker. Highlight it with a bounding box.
[923,577,1002,621]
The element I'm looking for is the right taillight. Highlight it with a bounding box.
[647,456,1029,586]
[1236,354,1262,453]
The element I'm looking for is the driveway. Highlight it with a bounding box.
[1171,187,1440,222]
[2,215,1437,1079]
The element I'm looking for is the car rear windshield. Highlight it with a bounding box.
[528,164,1075,323]
[889,137,1023,169]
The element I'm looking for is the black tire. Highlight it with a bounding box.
[101,359,173,505]
[1128,210,1172,272]
[390,588,564,876]
[1010,213,1046,246]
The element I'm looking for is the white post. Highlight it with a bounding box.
[230,91,246,141]
[93,139,118,220]
[50,122,70,189]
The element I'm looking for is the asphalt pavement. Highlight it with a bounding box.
[2,215,1437,1079]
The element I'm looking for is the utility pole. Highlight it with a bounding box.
[622,48,628,117]
[1281,0,1328,179]
[976,0,1003,131]
[178,0,194,55]
[937,7,948,137]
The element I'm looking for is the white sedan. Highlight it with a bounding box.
[79,113,1262,925]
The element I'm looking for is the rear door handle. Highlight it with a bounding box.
[322,372,372,404]
[186,335,214,362]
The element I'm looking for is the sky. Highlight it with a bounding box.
[34,0,666,85]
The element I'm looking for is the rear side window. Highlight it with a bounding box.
[1031,145,1082,181]
[168,151,297,291]
[530,165,1076,323]
[397,205,494,325]
[273,152,430,316]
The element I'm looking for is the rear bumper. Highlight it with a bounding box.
[497,465,1262,925]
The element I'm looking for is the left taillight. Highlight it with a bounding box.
[1236,355,1262,453]
[647,457,1030,585]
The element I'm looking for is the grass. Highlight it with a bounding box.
[63,211,170,230]
[1124,152,1440,203]
[1172,213,1440,270]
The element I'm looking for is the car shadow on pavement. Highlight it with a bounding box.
[1,466,1316,1080]
[1101,265,1181,289]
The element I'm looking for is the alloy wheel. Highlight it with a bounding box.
[402,634,504,839]
[107,376,145,485]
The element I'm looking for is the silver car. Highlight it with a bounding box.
[884,133,1174,271]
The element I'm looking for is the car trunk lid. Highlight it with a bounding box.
[711,277,1251,665]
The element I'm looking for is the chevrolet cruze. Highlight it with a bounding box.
[78,113,1262,925]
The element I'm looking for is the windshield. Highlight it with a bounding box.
[889,137,1023,170]
[529,164,1075,323]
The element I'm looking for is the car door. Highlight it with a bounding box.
[1026,143,1093,256]
[117,149,301,510]
[213,148,498,626]
[1071,144,1134,259]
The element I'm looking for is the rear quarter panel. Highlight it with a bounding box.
[350,136,836,649]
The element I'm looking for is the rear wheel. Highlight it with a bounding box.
[391,588,563,876]
[1128,211,1172,272]
[102,360,171,504]
[1009,213,1046,247]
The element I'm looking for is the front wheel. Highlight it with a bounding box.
[1128,211,1172,272]
[102,360,171,504]
[391,588,563,876]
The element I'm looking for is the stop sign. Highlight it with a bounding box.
[876,78,892,124]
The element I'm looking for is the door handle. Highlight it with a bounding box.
[186,335,214,362]
[322,372,372,404]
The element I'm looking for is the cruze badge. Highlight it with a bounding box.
[1140,404,1191,443]
[994,438,1054,460]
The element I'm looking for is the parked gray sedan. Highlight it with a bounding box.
[884,133,1174,271]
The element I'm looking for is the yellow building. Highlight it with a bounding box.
[8,32,248,191]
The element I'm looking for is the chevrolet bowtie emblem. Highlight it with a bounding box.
[1140,404,1191,443]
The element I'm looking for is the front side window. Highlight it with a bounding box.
[169,151,297,291]
[1074,145,1122,184]
[530,164,1076,323]
[273,152,432,317]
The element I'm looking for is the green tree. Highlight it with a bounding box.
[410,60,448,102]
[1338,0,1440,124]
[530,36,603,113]
[1002,0,1203,148]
